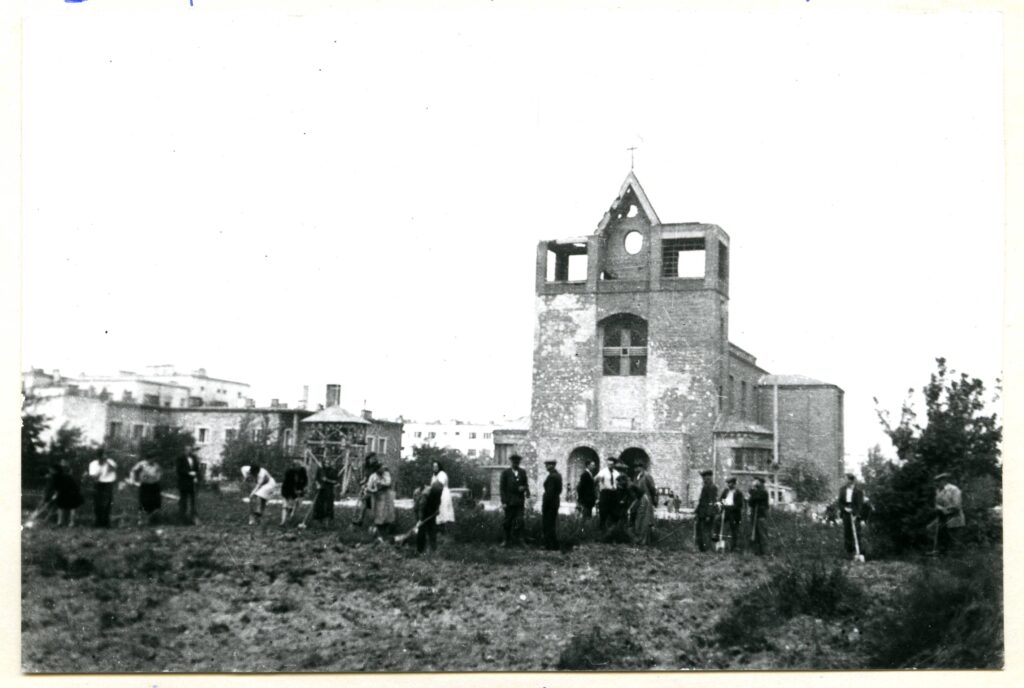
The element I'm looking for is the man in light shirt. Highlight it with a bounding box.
[719,477,745,551]
[87,448,118,528]
[594,456,620,531]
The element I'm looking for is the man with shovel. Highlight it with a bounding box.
[838,473,866,561]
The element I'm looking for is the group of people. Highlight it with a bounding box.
[37,447,202,528]
[238,453,457,554]
[498,453,773,553]
[33,445,969,561]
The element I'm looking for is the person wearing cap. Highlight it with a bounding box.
[499,454,530,546]
[87,447,118,528]
[748,477,770,555]
[929,472,965,555]
[575,458,597,520]
[176,445,202,525]
[695,470,718,552]
[595,456,621,531]
[719,477,746,551]
[541,459,563,550]
[837,473,866,559]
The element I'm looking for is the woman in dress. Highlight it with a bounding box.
[366,461,395,539]
[130,453,163,525]
[432,460,455,530]
[311,458,339,527]
[242,464,278,526]
[45,459,84,527]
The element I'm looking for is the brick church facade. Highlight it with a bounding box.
[527,172,844,507]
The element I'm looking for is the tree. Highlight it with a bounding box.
[397,445,489,499]
[138,426,196,476]
[780,458,831,502]
[868,358,1001,552]
[21,408,49,488]
[219,414,290,481]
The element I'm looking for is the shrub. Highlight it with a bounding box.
[714,558,863,650]
[557,626,653,670]
[867,554,1003,669]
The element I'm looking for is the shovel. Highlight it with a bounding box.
[850,514,866,563]
[24,496,56,529]
[714,509,727,553]
[393,512,439,545]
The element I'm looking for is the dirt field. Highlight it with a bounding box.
[21,490,925,672]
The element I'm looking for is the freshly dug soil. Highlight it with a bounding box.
[21,512,919,672]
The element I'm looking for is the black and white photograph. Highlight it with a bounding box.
[11,1,1012,677]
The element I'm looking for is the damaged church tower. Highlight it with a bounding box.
[527,172,844,506]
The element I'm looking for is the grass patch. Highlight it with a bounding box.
[714,558,863,650]
[557,626,653,670]
[867,553,1002,669]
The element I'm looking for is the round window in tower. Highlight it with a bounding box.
[623,231,644,255]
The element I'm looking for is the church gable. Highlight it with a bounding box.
[596,171,661,234]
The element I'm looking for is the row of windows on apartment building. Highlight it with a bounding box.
[411,431,492,440]
[108,421,390,454]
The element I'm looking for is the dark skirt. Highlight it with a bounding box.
[313,485,334,520]
[53,475,84,510]
[139,483,162,513]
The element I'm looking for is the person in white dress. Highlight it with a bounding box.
[242,464,278,526]
[432,461,455,527]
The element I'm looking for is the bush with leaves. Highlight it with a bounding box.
[219,414,291,482]
[867,553,1002,668]
[781,458,832,502]
[21,408,50,489]
[397,445,489,499]
[868,358,1001,553]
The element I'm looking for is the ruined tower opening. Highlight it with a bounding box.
[545,241,589,282]
[566,446,599,501]
[619,447,651,473]
[662,237,705,278]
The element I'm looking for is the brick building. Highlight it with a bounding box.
[527,172,843,506]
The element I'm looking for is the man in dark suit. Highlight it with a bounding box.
[695,470,718,552]
[837,472,865,559]
[719,476,745,551]
[176,446,202,525]
[542,459,563,550]
[499,454,530,547]
[575,458,597,519]
[748,477,770,556]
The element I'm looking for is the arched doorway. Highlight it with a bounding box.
[618,447,651,477]
[566,446,599,502]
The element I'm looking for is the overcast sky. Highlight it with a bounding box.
[19,7,1004,472]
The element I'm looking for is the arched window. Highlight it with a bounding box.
[601,314,648,376]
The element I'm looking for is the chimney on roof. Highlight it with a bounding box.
[271,399,280,408]
[246,398,256,409]
[361,409,373,421]
[53,369,61,383]
[300,385,309,410]
[196,368,207,377]
[325,384,341,408]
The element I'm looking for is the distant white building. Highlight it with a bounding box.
[401,417,528,460]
